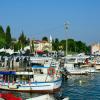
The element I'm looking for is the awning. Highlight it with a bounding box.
[0,71,16,75]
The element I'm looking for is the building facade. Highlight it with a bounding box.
[33,40,52,52]
[91,43,100,55]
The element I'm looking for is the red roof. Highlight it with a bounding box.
[36,50,44,54]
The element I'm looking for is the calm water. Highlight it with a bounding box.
[1,73,100,100]
[61,73,100,100]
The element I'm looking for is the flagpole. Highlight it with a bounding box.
[64,22,68,56]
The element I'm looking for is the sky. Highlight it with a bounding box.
[0,0,100,44]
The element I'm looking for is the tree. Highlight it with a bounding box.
[42,36,48,41]
[31,40,34,53]
[53,38,59,51]
[59,39,90,54]
[0,25,4,33]
[14,42,21,51]
[6,25,12,48]
[52,39,55,50]
[25,38,30,45]
[75,41,87,53]
[67,39,76,53]
[0,25,6,48]
[59,40,66,51]
[18,32,26,50]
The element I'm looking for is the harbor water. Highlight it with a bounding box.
[61,73,100,100]
[1,73,100,100]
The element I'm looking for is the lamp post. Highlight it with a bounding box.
[64,22,69,56]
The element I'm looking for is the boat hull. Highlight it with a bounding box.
[0,87,60,93]
[0,79,62,93]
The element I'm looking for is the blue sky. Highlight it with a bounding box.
[0,0,100,44]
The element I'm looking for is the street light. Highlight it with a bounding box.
[64,22,69,56]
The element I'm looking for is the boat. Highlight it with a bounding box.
[0,57,62,93]
[61,54,97,75]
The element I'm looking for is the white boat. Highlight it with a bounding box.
[0,57,62,93]
[62,55,97,75]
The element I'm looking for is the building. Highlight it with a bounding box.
[33,40,52,52]
[91,43,100,55]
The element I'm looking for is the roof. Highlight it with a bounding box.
[32,65,49,68]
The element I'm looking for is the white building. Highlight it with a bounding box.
[33,40,52,52]
[91,43,100,55]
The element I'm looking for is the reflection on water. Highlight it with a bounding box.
[1,73,100,100]
[0,91,42,100]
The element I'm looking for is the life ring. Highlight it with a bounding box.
[48,67,55,76]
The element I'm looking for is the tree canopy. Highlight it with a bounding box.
[42,36,48,41]
[0,25,91,54]
[52,38,90,54]
[0,25,6,48]
[6,25,12,48]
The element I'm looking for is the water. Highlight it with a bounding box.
[1,73,100,100]
[61,73,100,100]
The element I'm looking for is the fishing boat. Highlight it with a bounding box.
[0,57,62,93]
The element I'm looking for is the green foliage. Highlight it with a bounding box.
[0,25,4,33]
[42,36,48,41]
[6,25,12,48]
[0,25,6,48]
[26,38,30,45]
[14,42,21,51]
[52,38,59,51]
[52,38,90,54]
[67,39,76,52]
[18,32,26,50]
[30,40,34,53]
[75,41,86,53]
[0,38,6,48]
[52,39,55,50]
[19,32,26,44]
[59,40,66,51]
[32,40,34,52]
[0,25,91,54]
